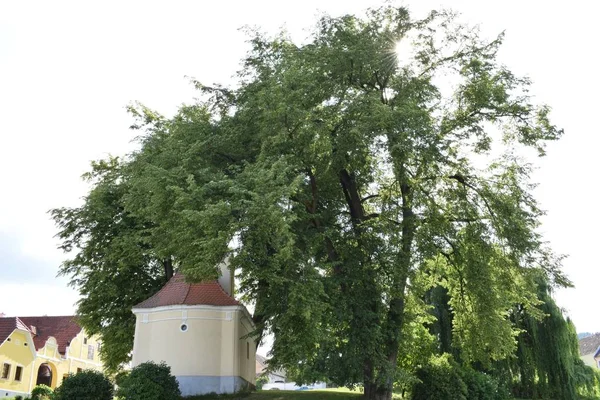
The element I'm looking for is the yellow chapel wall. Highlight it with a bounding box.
[133,307,239,377]
[236,313,256,385]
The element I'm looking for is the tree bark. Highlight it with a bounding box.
[364,382,394,400]
[362,175,415,400]
[163,257,174,281]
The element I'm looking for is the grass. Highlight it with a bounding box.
[185,389,363,400]
[182,390,552,400]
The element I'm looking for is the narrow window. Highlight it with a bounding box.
[14,366,22,381]
[87,344,94,360]
[1,363,10,379]
[83,337,88,345]
[246,342,250,359]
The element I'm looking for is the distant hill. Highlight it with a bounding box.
[579,332,593,340]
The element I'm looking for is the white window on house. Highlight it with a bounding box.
[87,344,94,360]
[1,363,10,379]
[97,342,101,352]
[14,366,22,381]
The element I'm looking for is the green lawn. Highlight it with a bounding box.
[185,389,363,400]
[181,390,567,400]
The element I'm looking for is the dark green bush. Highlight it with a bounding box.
[15,396,23,400]
[411,355,510,400]
[116,361,181,400]
[53,369,113,400]
[31,384,53,400]
[114,370,129,387]
[412,355,467,400]
[462,367,509,400]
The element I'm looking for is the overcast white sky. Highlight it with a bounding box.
[0,0,598,335]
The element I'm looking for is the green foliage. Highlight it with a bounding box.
[30,384,53,400]
[256,375,269,390]
[462,367,508,400]
[505,277,600,399]
[411,355,467,400]
[411,355,508,400]
[53,370,113,400]
[53,4,566,398]
[50,158,168,372]
[116,361,181,400]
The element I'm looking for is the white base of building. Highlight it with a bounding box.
[0,388,29,398]
[176,375,252,396]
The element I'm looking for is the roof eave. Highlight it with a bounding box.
[132,303,246,314]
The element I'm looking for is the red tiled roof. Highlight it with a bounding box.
[0,317,31,345]
[18,316,82,355]
[134,274,239,309]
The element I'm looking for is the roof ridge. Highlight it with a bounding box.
[14,317,31,333]
[214,279,235,300]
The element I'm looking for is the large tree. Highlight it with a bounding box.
[51,158,171,372]
[53,6,568,399]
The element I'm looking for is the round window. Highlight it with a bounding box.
[180,323,188,332]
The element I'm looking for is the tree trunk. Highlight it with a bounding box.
[163,258,174,281]
[361,173,414,400]
[363,382,393,400]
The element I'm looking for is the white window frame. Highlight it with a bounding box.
[87,344,95,360]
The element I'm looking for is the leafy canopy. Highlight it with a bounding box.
[52,5,566,397]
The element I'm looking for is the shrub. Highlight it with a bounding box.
[462,367,509,400]
[411,355,467,400]
[15,396,23,400]
[53,369,113,400]
[256,375,269,390]
[31,384,53,400]
[114,370,129,387]
[116,361,181,400]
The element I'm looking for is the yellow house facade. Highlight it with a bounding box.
[132,272,256,396]
[0,316,102,398]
